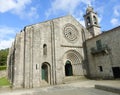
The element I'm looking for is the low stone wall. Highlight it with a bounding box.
[95,84,120,94]
[0,70,7,78]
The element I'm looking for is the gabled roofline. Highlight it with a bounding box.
[24,15,73,28]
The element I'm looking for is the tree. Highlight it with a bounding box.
[0,48,9,66]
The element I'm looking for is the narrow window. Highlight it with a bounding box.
[36,64,38,70]
[98,66,103,72]
[43,44,47,55]
[87,16,91,26]
[93,16,97,25]
[96,40,102,50]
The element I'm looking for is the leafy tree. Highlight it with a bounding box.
[0,48,9,66]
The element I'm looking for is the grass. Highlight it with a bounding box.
[0,66,7,71]
[0,77,10,86]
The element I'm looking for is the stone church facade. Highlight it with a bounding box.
[7,15,91,88]
[7,6,120,88]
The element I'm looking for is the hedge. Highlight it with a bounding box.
[0,66,7,71]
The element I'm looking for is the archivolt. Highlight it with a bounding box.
[63,50,83,65]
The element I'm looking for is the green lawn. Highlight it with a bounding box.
[0,77,10,86]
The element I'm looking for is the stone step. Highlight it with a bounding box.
[63,76,87,83]
[95,84,120,94]
[0,86,11,93]
[40,80,50,87]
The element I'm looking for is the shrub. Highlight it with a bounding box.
[0,48,9,66]
[0,66,7,71]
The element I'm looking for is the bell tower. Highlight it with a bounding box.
[84,6,101,37]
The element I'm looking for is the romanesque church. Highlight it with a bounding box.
[7,6,120,88]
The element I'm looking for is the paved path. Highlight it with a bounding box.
[0,80,120,95]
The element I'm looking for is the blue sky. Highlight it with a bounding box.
[0,0,120,49]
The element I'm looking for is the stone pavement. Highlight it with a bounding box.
[0,80,120,95]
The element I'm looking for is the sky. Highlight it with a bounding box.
[0,0,120,50]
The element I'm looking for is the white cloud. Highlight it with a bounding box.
[13,6,39,20]
[0,0,16,13]
[27,7,39,19]
[98,15,102,24]
[0,0,39,20]
[0,0,31,13]
[0,26,17,40]
[45,0,95,18]
[73,10,85,26]
[79,20,85,27]
[81,0,95,5]
[110,18,119,26]
[110,5,120,27]
[0,39,14,50]
[0,26,18,49]
[114,5,120,17]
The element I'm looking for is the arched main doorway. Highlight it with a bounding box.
[41,63,50,83]
[65,60,73,76]
[63,50,83,76]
